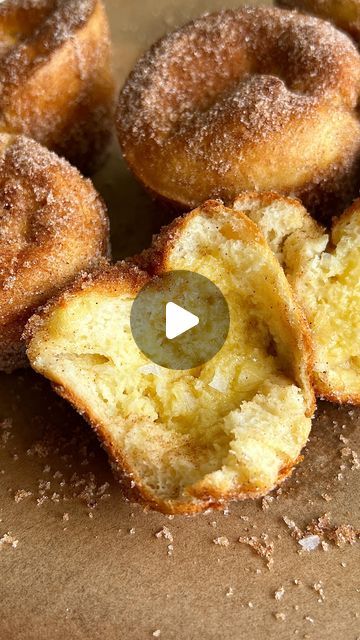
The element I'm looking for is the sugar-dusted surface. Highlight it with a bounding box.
[0,134,109,372]
[117,5,360,218]
[119,7,360,145]
[0,0,115,174]
[277,0,360,43]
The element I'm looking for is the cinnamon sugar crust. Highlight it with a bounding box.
[0,133,109,373]
[117,6,360,219]
[0,0,115,174]
[277,1,360,44]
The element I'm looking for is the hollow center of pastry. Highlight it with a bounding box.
[31,214,311,507]
[294,211,360,395]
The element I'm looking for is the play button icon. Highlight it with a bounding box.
[165,302,199,340]
[130,270,230,370]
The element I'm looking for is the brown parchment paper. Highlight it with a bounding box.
[0,2,359,639]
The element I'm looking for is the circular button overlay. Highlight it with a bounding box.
[130,270,230,370]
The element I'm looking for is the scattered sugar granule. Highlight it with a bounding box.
[238,534,274,569]
[152,630,161,638]
[298,535,321,551]
[304,616,315,624]
[313,581,325,602]
[283,515,303,540]
[274,586,285,601]
[321,493,332,502]
[213,536,230,547]
[274,612,286,621]
[36,496,48,507]
[167,544,174,557]
[306,513,359,546]
[226,587,234,597]
[0,532,18,549]
[321,541,330,551]
[351,451,360,470]
[62,513,69,522]
[14,489,32,503]
[262,495,274,511]
[155,527,173,543]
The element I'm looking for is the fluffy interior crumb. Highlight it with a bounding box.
[29,212,311,507]
[236,194,360,398]
[293,211,360,395]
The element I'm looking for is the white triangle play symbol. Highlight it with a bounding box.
[165,302,199,340]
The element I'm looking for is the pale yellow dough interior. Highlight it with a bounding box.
[235,194,360,399]
[291,211,360,395]
[30,213,311,505]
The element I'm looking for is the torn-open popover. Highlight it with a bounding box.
[234,192,360,404]
[26,201,315,514]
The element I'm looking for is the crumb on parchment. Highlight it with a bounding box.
[238,534,274,569]
[213,536,230,547]
[155,526,173,543]
[0,532,18,549]
[274,586,285,601]
[283,513,359,548]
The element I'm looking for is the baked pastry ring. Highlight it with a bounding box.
[0,133,109,373]
[26,201,315,514]
[117,6,360,220]
[233,192,360,404]
[277,1,360,44]
[0,0,114,174]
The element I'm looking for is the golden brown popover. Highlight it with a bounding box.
[0,133,109,373]
[0,0,114,174]
[26,201,315,514]
[117,6,360,220]
[233,191,360,404]
[277,1,360,45]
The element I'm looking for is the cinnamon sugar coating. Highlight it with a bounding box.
[277,1,360,45]
[0,133,109,373]
[117,6,360,219]
[0,0,114,174]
